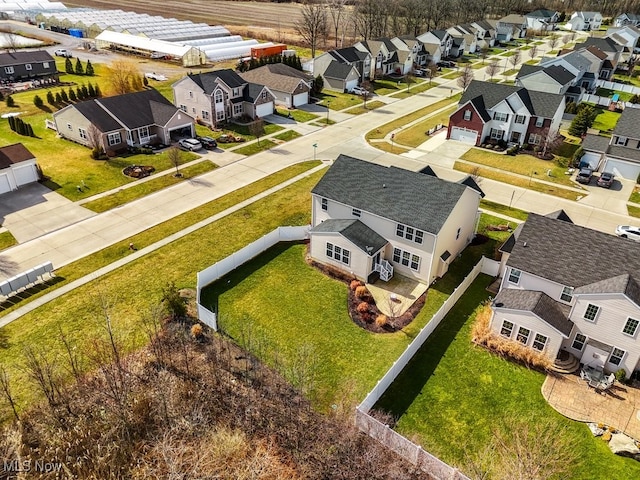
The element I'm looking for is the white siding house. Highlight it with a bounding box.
[0,143,40,195]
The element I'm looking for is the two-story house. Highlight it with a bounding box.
[313,46,372,83]
[605,25,640,52]
[614,13,640,28]
[580,108,640,180]
[309,155,484,285]
[172,69,275,127]
[574,37,624,77]
[470,20,497,49]
[539,48,602,89]
[567,11,603,31]
[417,30,454,61]
[53,89,195,155]
[398,36,429,67]
[0,51,58,83]
[497,14,528,40]
[447,25,478,55]
[525,9,560,32]
[354,40,391,77]
[447,80,565,146]
[491,211,640,378]
[515,64,576,97]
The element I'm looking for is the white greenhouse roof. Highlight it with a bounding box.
[95,30,197,57]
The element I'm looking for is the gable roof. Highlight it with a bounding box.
[330,46,369,63]
[493,289,573,336]
[585,46,608,60]
[506,213,640,288]
[73,99,123,132]
[0,143,35,169]
[323,60,357,80]
[311,155,475,234]
[459,176,485,197]
[94,89,179,130]
[310,219,388,254]
[0,50,55,67]
[188,69,246,94]
[576,37,623,54]
[526,9,557,19]
[516,64,575,85]
[516,64,544,79]
[239,63,311,94]
[473,20,495,32]
[575,273,640,306]
[613,107,640,139]
[460,80,564,119]
[582,133,610,153]
[576,11,602,20]
[500,14,526,24]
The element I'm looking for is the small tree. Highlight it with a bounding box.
[166,146,183,176]
[60,89,68,103]
[312,74,324,95]
[479,46,490,64]
[76,86,84,100]
[509,49,522,70]
[33,94,43,108]
[46,90,55,105]
[486,59,499,80]
[528,44,538,60]
[69,88,77,102]
[568,105,596,136]
[55,92,62,104]
[88,83,96,98]
[457,64,474,91]
[75,57,84,75]
[405,72,415,92]
[162,281,186,320]
[426,62,438,84]
[94,84,102,97]
[548,34,559,51]
[85,59,94,76]
[5,95,14,107]
[248,118,265,145]
[65,57,73,74]
[81,84,88,98]
[87,124,103,159]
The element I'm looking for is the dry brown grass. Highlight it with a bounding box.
[355,286,369,299]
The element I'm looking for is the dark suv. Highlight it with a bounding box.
[197,136,218,149]
[597,172,614,188]
[576,167,593,184]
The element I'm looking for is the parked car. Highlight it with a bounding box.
[144,72,168,81]
[178,138,203,151]
[437,60,456,68]
[150,52,169,59]
[54,49,72,58]
[197,136,218,149]
[576,167,593,184]
[597,172,614,188]
[412,69,425,76]
[615,225,640,242]
[351,86,369,96]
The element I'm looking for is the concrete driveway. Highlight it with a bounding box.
[0,183,95,243]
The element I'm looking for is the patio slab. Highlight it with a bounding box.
[543,373,640,440]
[366,274,428,317]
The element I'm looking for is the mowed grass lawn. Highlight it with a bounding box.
[375,279,640,478]
[316,90,363,110]
[0,231,17,251]
[592,108,621,133]
[344,100,385,115]
[394,106,456,147]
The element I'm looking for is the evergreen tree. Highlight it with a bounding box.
[33,94,43,108]
[87,83,96,97]
[8,115,15,131]
[568,105,596,137]
[0,91,4,101]
[75,57,84,75]
[55,92,62,104]
[85,59,94,76]
[76,86,84,100]
[93,84,101,97]
[26,123,34,137]
[69,88,77,102]
[47,90,55,105]
[294,55,302,70]
[6,95,14,107]
[81,84,89,98]
[65,57,73,74]
[60,90,68,103]
[312,75,324,95]
[15,118,24,135]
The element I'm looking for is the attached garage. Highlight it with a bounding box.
[292,92,308,107]
[256,102,274,118]
[0,173,10,195]
[0,143,39,195]
[579,151,602,169]
[13,164,39,187]
[603,157,640,180]
[449,127,479,144]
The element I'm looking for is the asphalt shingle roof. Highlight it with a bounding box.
[95,89,178,129]
[311,155,474,234]
[189,69,245,94]
[582,134,611,152]
[331,46,368,63]
[607,145,640,162]
[0,50,55,67]
[239,63,311,95]
[613,108,640,139]
[310,219,388,254]
[575,273,640,306]
[0,143,35,169]
[493,289,573,336]
[516,64,543,78]
[243,83,266,103]
[507,213,640,288]
[460,80,564,119]
[324,61,355,80]
[73,100,123,132]
[576,37,623,54]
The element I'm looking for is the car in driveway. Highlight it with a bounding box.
[437,60,456,68]
[616,225,640,242]
[351,86,369,96]
[54,49,72,58]
[144,72,168,81]
[597,172,614,188]
[197,136,218,149]
[576,167,593,184]
[177,138,203,151]
[412,69,425,76]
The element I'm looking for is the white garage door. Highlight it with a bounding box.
[450,127,479,144]
[603,158,640,181]
[345,79,358,93]
[256,102,274,118]
[0,173,10,194]
[12,164,38,187]
[580,152,602,169]
[292,92,308,107]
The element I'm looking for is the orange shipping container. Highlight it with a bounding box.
[251,44,287,59]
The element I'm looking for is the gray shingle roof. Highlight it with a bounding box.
[576,37,623,54]
[74,99,123,132]
[95,89,178,130]
[330,46,368,63]
[507,213,640,288]
[493,289,573,336]
[243,83,266,103]
[189,69,246,94]
[544,65,576,84]
[607,145,640,162]
[516,64,543,79]
[575,273,640,306]
[613,107,640,139]
[310,219,388,254]
[239,63,311,95]
[0,50,55,67]
[582,134,610,153]
[460,80,564,120]
[312,155,475,234]
[324,61,355,80]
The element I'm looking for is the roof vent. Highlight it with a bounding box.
[383,183,386,188]
[495,302,504,307]
[523,241,528,247]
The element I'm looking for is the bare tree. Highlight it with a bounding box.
[0,367,19,422]
[548,34,559,51]
[2,31,19,53]
[167,146,183,177]
[479,46,490,64]
[326,0,347,48]
[485,59,499,80]
[508,49,522,70]
[426,61,438,84]
[248,118,265,146]
[87,123,104,159]
[540,127,563,158]
[405,71,415,92]
[295,2,328,58]
[528,44,538,60]
[457,64,474,91]
[107,59,142,95]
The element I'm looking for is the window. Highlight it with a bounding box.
[560,286,573,303]
[180,104,187,112]
[623,317,640,337]
[500,320,514,338]
[232,87,240,97]
[392,247,420,271]
[508,268,521,284]
[326,242,350,265]
[352,208,361,217]
[528,133,541,145]
[515,114,526,124]
[78,128,87,140]
[321,197,328,211]
[214,91,223,103]
[414,230,423,244]
[139,126,149,139]
[66,123,72,131]
[463,110,472,120]
[493,112,508,121]
[535,117,544,127]
[4,66,14,74]
[583,304,600,322]
[107,132,121,146]
[25,64,32,71]
[192,107,196,114]
[615,136,628,146]
[262,90,267,99]
[490,128,503,140]
[189,91,193,98]
[456,227,461,240]
[202,110,210,120]
[572,333,587,351]
[233,104,243,116]
[396,224,424,244]
[516,326,531,344]
[43,62,49,68]
[216,109,225,121]
[609,347,625,366]
[532,333,548,351]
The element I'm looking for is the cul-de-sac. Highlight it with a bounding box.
[3,1,640,478]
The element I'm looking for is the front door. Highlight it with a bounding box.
[510,131,521,143]
[372,251,381,272]
[581,343,610,369]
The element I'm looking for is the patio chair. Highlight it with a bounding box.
[596,374,616,393]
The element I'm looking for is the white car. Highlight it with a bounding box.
[54,49,72,58]
[145,72,168,81]
[351,86,369,96]
[615,225,640,242]
[178,138,203,151]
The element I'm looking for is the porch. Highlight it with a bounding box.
[366,274,429,317]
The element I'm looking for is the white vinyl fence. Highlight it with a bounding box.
[195,225,310,330]
[596,79,640,96]
[356,256,497,479]
[580,93,640,110]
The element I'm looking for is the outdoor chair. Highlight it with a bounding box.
[596,374,616,393]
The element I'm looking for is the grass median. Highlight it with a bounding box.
[0,231,17,251]
[344,100,386,115]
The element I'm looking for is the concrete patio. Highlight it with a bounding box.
[366,274,428,317]
[542,373,640,440]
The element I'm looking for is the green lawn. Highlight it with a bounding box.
[0,230,17,251]
[479,199,529,221]
[273,130,302,142]
[502,68,520,76]
[393,106,456,147]
[524,59,539,65]
[390,81,436,98]
[519,45,533,50]
[372,78,404,95]
[81,161,217,213]
[592,108,621,133]
[629,187,640,204]
[500,51,516,57]
[316,90,363,110]
[612,73,640,88]
[274,107,319,123]
[595,87,633,102]
[233,139,277,155]
[461,149,578,187]
[628,205,640,218]
[441,70,463,80]
[374,279,640,479]
[344,100,385,115]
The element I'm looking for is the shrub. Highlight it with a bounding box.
[5,95,14,107]
[608,425,617,433]
[615,368,627,383]
[33,95,43,108]
[350,280,362,291]
[522,143,530,151]
[375,315,388,327]
[190,323,203,339]
[602,431,612,442]
[355,286,369,299]
[356,302,369,313]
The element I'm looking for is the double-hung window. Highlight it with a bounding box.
[326,242,350,265]
[609,347,625,366]
[321,198,328,211]
[463,110,472,121]
[107,132,121,146]
[623,318,640,337]
[352,208,361,217]
[500,320,514,338]
[583,304,600,322]
[572,333,586,351]
[493,112,508,121]
[514,114,526,124]
[535,117,544,127]
[392,248,420,271]
[78,128,87,140]
[516,327,530,344]
[508,268,521,284]
[560,286,573,303]
[532,333,548,351]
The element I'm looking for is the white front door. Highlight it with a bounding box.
[581,343,609,369]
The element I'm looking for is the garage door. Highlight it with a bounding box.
[12,164,38,187]
[603,158,640,181]
[293,92,308,107]
[450,127,479,144]
[0,173,10,194]
[345,79,358,93]
[580,151,602,169]
[256,102,274,118]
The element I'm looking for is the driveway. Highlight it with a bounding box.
[0,183,95,243]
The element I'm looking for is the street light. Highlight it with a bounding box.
[312,143,317,161]
[326,100,331,124]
